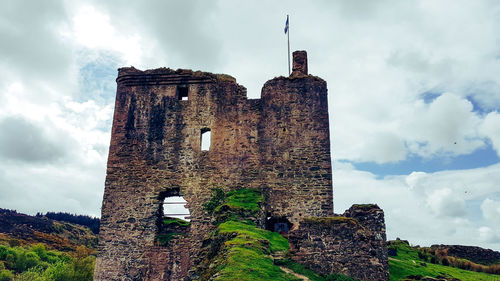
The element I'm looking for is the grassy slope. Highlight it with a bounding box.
[389,240,499,281]
[197,188,358,281]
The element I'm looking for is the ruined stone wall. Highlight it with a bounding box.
[94,51,334,280]
[288,205,389,281]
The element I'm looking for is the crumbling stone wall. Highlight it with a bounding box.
[94,51,334,280]
[288,205,389,281]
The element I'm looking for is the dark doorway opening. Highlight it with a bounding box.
[266,216,293,235]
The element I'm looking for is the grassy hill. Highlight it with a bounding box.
[0,209,96,281]
[0,209,97,252]
[388,240,500,281]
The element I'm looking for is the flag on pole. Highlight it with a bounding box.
[284,15,289,34]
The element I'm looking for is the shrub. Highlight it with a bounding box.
[43,262,74,281]
[0,269,13,281]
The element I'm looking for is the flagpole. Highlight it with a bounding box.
[287,15,290,76]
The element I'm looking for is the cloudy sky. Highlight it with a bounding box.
[1,0,500,251]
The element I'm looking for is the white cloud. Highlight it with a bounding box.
[64,5,142,65]
[426,188,466,218]
[480,112,500,157]
[334,161,500,250]
[404,93,484,157]
[479,227,500,244]
[481,198,500,227]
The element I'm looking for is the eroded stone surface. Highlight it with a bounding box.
[288,205,389,281]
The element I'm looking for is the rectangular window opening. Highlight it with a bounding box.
[201,128,211,151]
[178,86,189,101]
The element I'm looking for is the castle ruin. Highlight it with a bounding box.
[94,51,389,281]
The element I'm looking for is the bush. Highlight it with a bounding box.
[43,262,74,281]
[13,267,45,281]
[0,270,13,281]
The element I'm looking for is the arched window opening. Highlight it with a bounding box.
[266,216,293,235]
[163,196,190,221]
[157,189,191,246]
[201,128,211,151]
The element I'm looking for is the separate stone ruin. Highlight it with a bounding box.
[288,204,389,281]
[94,51,389,281]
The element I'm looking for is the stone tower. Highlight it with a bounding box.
[94,51,334,280]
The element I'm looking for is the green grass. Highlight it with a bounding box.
[200,221,297,280]
[214,246,298,281]
[218,221,289,253]
[156,233,186,246]
[162,218,190,227]
[219,189,264,213]
[275,259,359,281]
[197,188,299,280]
[389,240,500,281]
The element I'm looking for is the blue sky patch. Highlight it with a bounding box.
[350,144,500,176]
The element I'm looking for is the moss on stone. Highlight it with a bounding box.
[163,218,190,228]
[197,221,295,280]
[205,188,264,224]
[217,188,264,214]
[156,233,186,246]
[214,73,237,83]
[351,204,378,210]
[194,188,298,280]
[303,216,358,226]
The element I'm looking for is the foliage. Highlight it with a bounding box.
[0,243,94,281]
[388,240,500,281]
[37,212,100,234]
[0,269,13,281]
[203,187,226,214]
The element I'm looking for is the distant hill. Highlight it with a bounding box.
[430,244,500,266]
[36,211,100,234]
[388,239,500,281]
[0,208,97,251]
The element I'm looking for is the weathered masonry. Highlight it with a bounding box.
[94,51,388,281]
